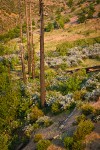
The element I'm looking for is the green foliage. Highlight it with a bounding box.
[87,4,95,19]
[66,70,87,92]
[72,140,84,150]
[0,26,20,42]
[74,120,94,141]
[56,37,100,55]
[81,104,95,116]
[57,18,65,29]
[67,0,73,8]
[78,11,86,23]
[0,44,13,56]
[45,22,54,32]
[0,133,9,150]
[34,134,43,143]
[64,16,70,23]
[33,123,39,130]
[30,106,44,122]
[76,114,86,124]
[73,90,87,101]
[96,0,100,4]
[64,137,73,149]
[51,101,61,114]
[37,140,51,150]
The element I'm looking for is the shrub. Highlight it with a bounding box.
[78,12,86,23]
[36,116,53,127]
[87,4,95,19]
[34,134,43,143]
[37,140,51,150]
[81,104,94,116]
[51,101,61,114]
[76,114,86,124]
[67,0,73,8]
[57,18,65,29]
[74,120,94,141]
[33,123,39,130]
[30,106,44,122]
[64,137,73,149]
[72,140,84,150]
[73,90,87,101]
[64,16,70,23]
[45,22,54,32]
[96,0,100,4]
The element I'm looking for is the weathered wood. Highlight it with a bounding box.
[19,0,26,83]
[40,0,46,107]
[66,65,100,73]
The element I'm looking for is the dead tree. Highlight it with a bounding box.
[32,31,35,79]
[39,0,46,107]
[25,0,35,78]
[19,0,26,83]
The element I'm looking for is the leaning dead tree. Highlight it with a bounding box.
[25,0,35,78]
[19,0,26,83]
[39,0,46,107]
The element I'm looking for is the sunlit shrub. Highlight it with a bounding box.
[30,106,44,122]
[81,104,94,116]
[51,101,61,114]
[34,134,43,143]
[64,137,73,149]
[74,120,94,141]
[37,140,51,150]
[76,114,86,124]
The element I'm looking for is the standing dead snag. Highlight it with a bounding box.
[39,0,46,107]
[32,31,35,79]
[25,0,35,78]
[19,0,26,83]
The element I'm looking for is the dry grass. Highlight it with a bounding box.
[48,144,65,150]
[33,18,100,52]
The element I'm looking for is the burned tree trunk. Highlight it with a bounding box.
[32,31,35,79]
[39,0,46,107]
[19,0,26,83]
[25,0,35,78]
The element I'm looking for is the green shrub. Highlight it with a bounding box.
[64,137,73,149]
[37,140,51,150]
[64,16,70,23]
[57,18,65,29]
[67,0,73,8]
[76,114,86,124]
[51,101,61,114]
[72,140,84,150]
[56,37,100,56]
[74,120,94,141]
[96,0,100,4]
[45,22,54,32]
[81,104,94,116]
[73,90,87,101]
[34,134,43,143]
[78,12,86,23]
[87,4,95,19]
[33,123,39,130]
[30,106,44,122]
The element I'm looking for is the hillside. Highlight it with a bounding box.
[0,0,100,34]
[0,0,100,150]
